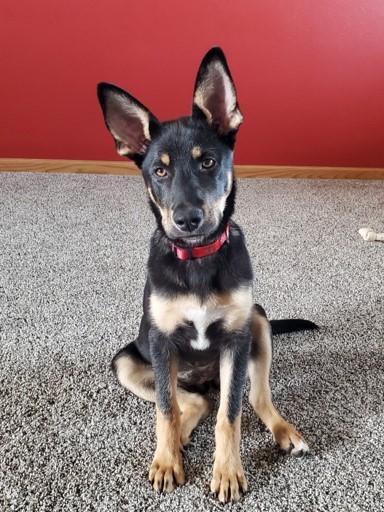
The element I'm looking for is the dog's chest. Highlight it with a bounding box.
[149,287,253,351]
[183,303,226,350]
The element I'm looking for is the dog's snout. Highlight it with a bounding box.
[173,206,204,232]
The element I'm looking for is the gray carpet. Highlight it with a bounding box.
[1,173,383,512]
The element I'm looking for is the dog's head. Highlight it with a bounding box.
[97,48,243,244]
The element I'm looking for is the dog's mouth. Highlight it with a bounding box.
[167,221,215,246]
[168,223,224,247]
[171,233,207,246]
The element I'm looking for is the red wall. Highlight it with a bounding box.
[1,0,384,166]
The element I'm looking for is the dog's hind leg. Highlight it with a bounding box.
[177,389,210,446]
[248,307,309,455]
[112,343,156,402]
[112,343,209,445]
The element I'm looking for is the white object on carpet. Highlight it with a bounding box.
[359,227,384,242]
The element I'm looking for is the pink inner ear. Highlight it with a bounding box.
[197,65,242,135]
[108,105,149,154]
[205,86,232,135]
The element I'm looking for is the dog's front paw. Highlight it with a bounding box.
[210,459,247,503]
[149,452,185,492]
[272,420,309,456]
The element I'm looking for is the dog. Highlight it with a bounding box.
[97,47,317,503]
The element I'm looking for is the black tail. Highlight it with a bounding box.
[270,319,318,335]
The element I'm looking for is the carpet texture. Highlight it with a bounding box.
[1,173,383,512]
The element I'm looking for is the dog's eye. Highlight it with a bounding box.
[201,158,216,170]
[155,168,168,178]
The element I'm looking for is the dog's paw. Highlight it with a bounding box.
[272,420,309,456]
[149,453,185,492]
[210,460,247,502]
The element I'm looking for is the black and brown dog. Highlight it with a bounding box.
[97,47,316,503]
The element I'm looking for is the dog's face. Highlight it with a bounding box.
[138,118,235,244]
[97,48,243,243]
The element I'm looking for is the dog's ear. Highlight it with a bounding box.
[192,47,243,135]
[97,83,159,160]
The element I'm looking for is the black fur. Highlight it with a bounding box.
[148,327,174,414]
[226,332,251,422]
[271,319,318,335]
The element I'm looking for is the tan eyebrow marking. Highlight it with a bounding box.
[160,153,170,166]
[191,146,202,159]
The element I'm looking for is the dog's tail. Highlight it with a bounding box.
[270,319,318,335]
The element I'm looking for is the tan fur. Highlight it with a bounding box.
[202,170,233,225]
[149,405,185,492]
[193,89,213,123]
[225,169,233,194]
[148,361,185,492]
[178,390,210,445]
[211,414,246,502]
[137,110,151,141]
[191,146,202,159]
[147,187,158,207]
[149,287,253,336]
[248,312,309,453]
[228,110,243,130]
[222,287,253,331]
[114,350,155,402]
[147,187,174,233]
[160,153,170,166]
[115,350,209,446]
[211,351,247,502]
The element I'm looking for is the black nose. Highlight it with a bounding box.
[173,207,204,232]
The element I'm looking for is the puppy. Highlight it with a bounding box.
[97,47,316,502]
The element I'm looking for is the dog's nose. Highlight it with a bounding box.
[173,207,204,232]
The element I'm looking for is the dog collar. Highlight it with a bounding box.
[171,224,230,260]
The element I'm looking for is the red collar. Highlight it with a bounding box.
[171,224,230,260]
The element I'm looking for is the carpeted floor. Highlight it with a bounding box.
[0,173,383,512]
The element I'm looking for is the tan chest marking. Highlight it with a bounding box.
[149,288,253,345]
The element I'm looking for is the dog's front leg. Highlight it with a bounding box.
[148,328,184,492]
[211,330,250,502]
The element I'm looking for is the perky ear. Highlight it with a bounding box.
[97,83,159,158]
[192,47,243,135]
